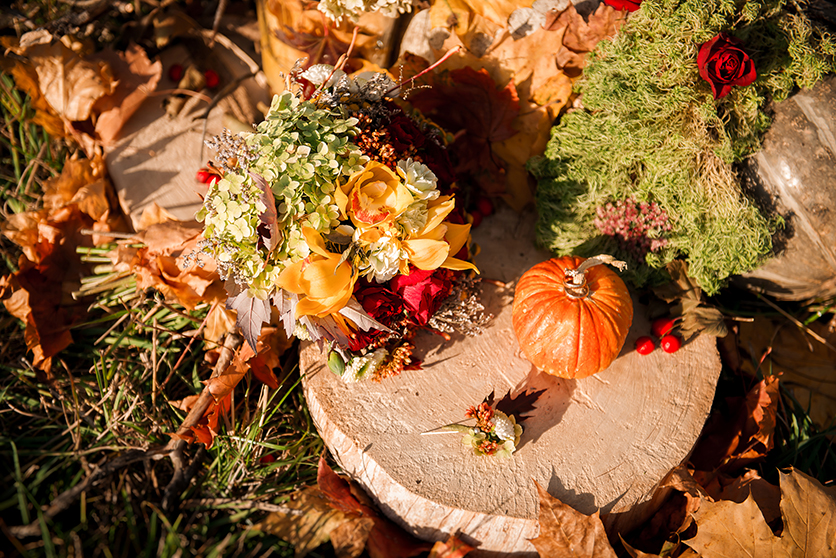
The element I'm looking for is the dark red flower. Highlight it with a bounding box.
[387,111,456,187]
[356,284,404,327]
[697,33,757,99]
[348,284,405,351]
[603,0,641,11]
[389,268,454,326]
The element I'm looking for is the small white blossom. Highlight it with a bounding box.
[364,233,405,283]
[397,158,439,201]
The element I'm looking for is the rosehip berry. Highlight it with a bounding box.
[204,69,220,88]
[196,169,210,183]
[660,334,681,353]
[470,210,483,229]
[476,197,495,217]
[207,175,219,186]
[168,64,184,82]
[635,336,655,355]
[259,454,276,464]
[651,317,676,338]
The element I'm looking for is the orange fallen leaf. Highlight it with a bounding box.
[0,266,75,378]
[317,458,431,558]
[428,533,475,557]
[528,481,617,558]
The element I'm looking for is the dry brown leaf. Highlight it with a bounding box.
[136,203,179,231]
[0,267,75,377]
[555,3,624,54]
[316,458,431,558]
[690,375,780,473]
[256,487,353,558]
[428,533,475,557]
[717,469,781,526]
[330,517,376,558]
[686,468,836,558]
[528,481,617,558]
[778,468,836,557]
[42,155,110,220]
[13,31,114,124]
[88,44,162,146]
[737,318,836,430]
[0,56,66,137]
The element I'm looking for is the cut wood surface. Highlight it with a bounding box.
[301,205,722,556]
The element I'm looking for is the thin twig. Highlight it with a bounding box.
[755,293,836,354]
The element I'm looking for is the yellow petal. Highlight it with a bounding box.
[444,222,471,256]
[441,256,479,272]
[416,197,454,237]
[302,225,329,258]
[403,238,449,270]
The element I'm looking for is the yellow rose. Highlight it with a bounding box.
[276,226,356,318]
[336,162,414,229]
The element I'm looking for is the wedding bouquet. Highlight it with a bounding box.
[195,64,487,381]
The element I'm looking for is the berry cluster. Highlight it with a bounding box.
[593,196,672,259]
[635,317,681,355]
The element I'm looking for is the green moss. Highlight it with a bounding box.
[531,0,835,294]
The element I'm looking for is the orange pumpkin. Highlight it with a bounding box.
[512,255,633,379]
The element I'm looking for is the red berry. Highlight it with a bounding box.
[470,210,483,229]
[476,197,494,217]
[196,169,210,183]
[651,317,676,338]
[259,454,276,464]
[168,64,183,82]
[660,334,681,353]
[204,69,220,88]
[207,175,219,186]
[635,336,655,355]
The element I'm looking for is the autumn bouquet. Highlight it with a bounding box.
[195,64,486,381]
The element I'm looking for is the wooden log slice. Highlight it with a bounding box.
[301,206,721,556]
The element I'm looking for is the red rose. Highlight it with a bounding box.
[697,33,757,99]
[349,284,404,350]
[356,284,404,327]
[604,0,641,11]
[389,268,454,326]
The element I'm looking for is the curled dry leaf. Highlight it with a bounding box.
[528,481,618,558]
[736,317,836,430]
[689,375,780,473]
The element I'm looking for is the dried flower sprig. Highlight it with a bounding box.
[435,402,522,458]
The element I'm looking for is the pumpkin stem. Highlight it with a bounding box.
[563,254,627,299]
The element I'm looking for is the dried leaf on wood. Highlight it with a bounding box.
[316,458,431,558]
[685,468,836,558]
[681,306,728,339]
[428,533,475,558]
[528,481,617,558]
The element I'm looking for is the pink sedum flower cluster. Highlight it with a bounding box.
[593,196,672,259]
